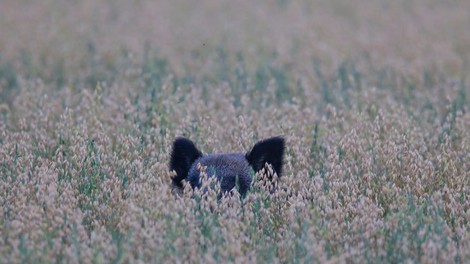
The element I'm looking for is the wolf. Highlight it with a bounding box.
[170,137,285,196]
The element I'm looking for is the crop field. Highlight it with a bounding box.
[0,0,469,263]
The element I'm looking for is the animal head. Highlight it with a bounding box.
[170,137,285,196]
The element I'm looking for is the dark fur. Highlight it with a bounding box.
[245,137,284,180]
[169,138,202,189]
[170,137,285,196]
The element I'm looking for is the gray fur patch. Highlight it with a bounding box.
[187,153,253,196]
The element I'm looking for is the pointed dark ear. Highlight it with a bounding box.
[246,137,285,179]
[170,137,202,189]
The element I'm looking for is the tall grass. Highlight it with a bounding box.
[0,0,469,263]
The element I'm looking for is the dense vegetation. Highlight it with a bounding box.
[0,0,469,262]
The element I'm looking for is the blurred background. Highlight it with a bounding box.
[1,0,469,95]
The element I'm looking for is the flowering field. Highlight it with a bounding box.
[0,0,469,263]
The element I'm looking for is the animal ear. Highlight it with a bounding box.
[246,137,285,179]
[170,137,202,189]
